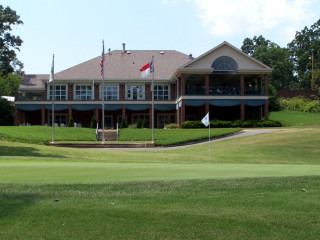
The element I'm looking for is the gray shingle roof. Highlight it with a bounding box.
[55,50,191,80]
[20,74,49,90]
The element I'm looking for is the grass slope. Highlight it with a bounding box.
[269,110,320,126]
[1,176,319,239]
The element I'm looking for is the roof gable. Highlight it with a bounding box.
[180,41,271,72]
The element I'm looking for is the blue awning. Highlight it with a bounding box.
[185,99,206,107]
[45,104,68,111]
[154,104,176,111]
[210,99,241,107]
[98,104,122,111]
[72,104,95,111]
[245,99,265,107]
[17,104,42,111]
[126,104,149,111]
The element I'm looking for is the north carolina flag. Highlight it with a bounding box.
[140,60,153,78]
[201,112,210,127]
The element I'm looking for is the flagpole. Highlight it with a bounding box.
[101,40,105,144]
[208,112,210,162]
[51,54,55,144]
[152,55,155,144]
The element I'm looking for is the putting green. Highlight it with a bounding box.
[1,162,319,184]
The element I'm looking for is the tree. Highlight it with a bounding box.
[0,5,24,76]
[288,19,320,89]
[90,116,97,129]
[120,118,127,128]
[0,98,13,125]
[0,73,21,96]
[68,116,74,127]
[241,36,297,90]
[136,116,142,128]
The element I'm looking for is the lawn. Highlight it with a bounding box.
[269,110,320,126]
[1,111,320,239]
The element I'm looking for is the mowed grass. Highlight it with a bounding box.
[1,176,320,239]
[269,110,320,126]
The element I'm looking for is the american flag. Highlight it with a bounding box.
[100,41,105,76]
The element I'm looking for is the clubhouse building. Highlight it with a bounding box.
[14,42,272,128]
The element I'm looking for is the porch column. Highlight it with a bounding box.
[41,104,45,125]
[14,105,18,126]
[264,74,269,95]
[205,74,209,95]
[264,100,269,119]
[241,100,245,121]
[205,100,209,114]
[94,84,100,100]
[181,99,185,123]
[119,84,125,100]
[68,83,74,100]
[176,103,179,125]
[122,104,126,118]
[181,74,185,95]
[176,78,180,98]
[240,74,245,95]
[68,104,72,123]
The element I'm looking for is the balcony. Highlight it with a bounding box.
[209,86,241,95]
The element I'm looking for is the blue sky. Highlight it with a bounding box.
[3,0,320,74]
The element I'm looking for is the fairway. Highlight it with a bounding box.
[1,162,320,184]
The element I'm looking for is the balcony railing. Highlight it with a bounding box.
[185,86,205,95]
[209,86,241,95]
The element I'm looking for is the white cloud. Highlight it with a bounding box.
[193,0,317,44]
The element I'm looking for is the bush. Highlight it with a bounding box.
[90,116,97,129]
[268,84,281,111]
[181,119,282,128]
[142,118,148,128]
[136,116,142,128]
[120,118,127,128]
[279,97,320,113]
[68,116,74,127]
[0,98,13,126]
[164,123,179,129]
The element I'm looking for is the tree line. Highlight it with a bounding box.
[241,19,320,91]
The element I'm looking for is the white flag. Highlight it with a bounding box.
[49,55,54,83]
[201,112,209,127]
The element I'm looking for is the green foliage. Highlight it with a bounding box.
[120,118,127,128]
[268,84,281,111]
[0,5,24,75]
[0,98,13,125]
[142,118,148,128]
[0,126,96,144]
[288,19,320,89]
[90,116,97,129]
[241,35,297,90]
[136,116,142,128]
[68,116,74,127]
[181,119,282,128]
[164,123,179,129]
[279,97,320,113]
[0,73,21,96]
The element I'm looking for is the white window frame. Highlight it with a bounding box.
[126,85,145,100]
[154,85,170,100]
[101,85,119,100]
[74,84,93,100]
[48,85,67,100]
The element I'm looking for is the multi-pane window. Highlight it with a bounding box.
[103,85,118,100]
[49,114,67,125]
[49,85,67,100]
[127,85,144,100]
[154,85,169,100]
[75,85,93,100]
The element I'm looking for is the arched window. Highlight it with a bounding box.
[211,56,238,73]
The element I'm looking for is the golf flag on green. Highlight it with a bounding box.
[201,112,209,127]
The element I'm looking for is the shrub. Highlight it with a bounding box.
[181,119,282,128]
[136,116,142,128]
[120,118,127,128]
[279,97,320,113]
[128,124,137,129]
[68,116,74,127]
[90,116,97,129]
[164,123,179,129]
[142,118,148,128]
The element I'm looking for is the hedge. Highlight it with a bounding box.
[181,119,282,128]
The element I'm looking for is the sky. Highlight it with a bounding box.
[2,0,320,74]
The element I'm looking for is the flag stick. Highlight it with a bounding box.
[51,54,55,144]
[209,115,210,162]
[152,55,155,144]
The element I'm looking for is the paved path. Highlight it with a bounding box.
[92,129,279,151]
